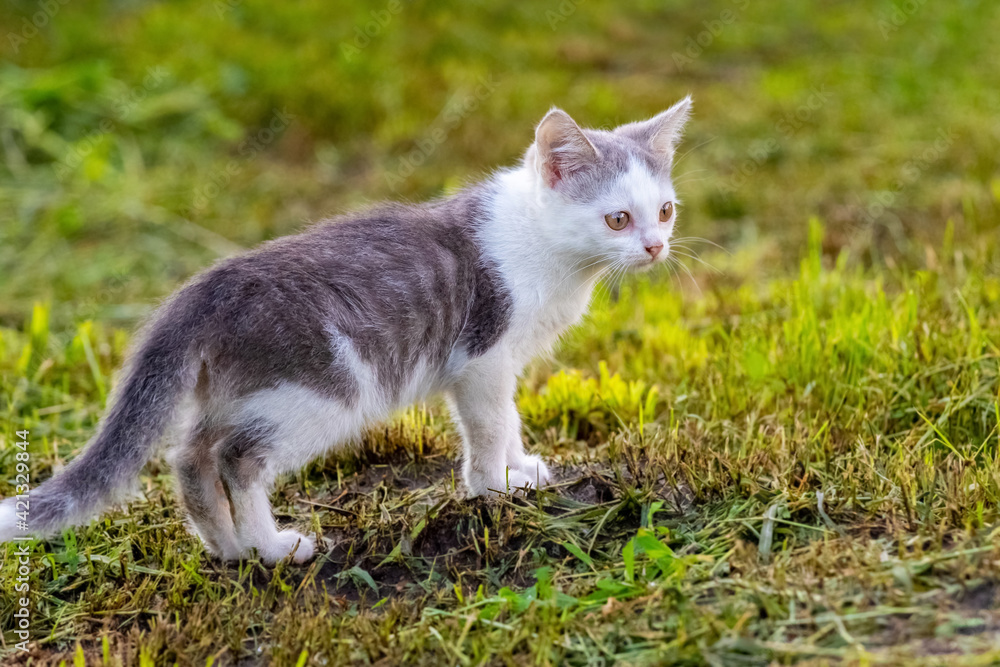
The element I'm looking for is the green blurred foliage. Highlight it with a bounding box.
[2,2,1000,663]
[1,0,998,325]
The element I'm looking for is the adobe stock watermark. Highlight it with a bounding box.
[7,0,71,54]
[214,0,242,18]
[77,270,131,321]
[546,0,586,30]
[340,0,405,61]
[385,74,500,191]
[186,108,295,214]
[54,66,169,181]
[878,0,928,39]
[672,0,751,71]
[858,127,956,225]
[11,429,33,652]
[720,85,832,194]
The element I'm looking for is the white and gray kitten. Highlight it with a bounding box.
[0,98,692,564]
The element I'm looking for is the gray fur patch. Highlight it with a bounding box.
[218,420,275,490]
[555,129,664,202]
[21,297,201,536]
[177,185,512,402]
[173,417,227,530]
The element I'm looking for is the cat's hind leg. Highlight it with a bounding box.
[216,421,315,564]
[169,418,241,561]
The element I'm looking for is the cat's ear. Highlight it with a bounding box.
[618,96,692,167]
[533,108,599,189]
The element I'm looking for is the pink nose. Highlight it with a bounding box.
[645,243,663,259]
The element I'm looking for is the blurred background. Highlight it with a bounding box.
[0,0,997,325]
[2,4,1000,661]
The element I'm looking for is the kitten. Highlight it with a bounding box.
[0,98,692,564]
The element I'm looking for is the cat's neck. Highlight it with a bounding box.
[480,167,604,302]
[475,167,603,361]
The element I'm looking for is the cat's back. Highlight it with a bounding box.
[191,192,488,313]
[163,187,512,398]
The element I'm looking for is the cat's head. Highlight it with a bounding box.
[524,97,692,272]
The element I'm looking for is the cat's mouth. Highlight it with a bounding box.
[631,257,660,273]
[630,250,668,272]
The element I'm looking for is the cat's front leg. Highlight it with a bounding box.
[449,352,550,495]
[508,449,552,489]
[504,411,551,489]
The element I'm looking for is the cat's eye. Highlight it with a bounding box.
[659,202,675,223]
[604,211,630,231]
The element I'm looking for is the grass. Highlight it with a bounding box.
[1,0,1000,664]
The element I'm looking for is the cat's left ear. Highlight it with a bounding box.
[533,108,600,189]
[618,96,692,167]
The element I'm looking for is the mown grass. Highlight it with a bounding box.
[2,0,1000,664]
[2,224,999,665]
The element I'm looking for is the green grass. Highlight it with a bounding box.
[2,0,1000,664]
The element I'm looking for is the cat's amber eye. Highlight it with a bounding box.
[604,211,630,231]
[659,202,675,223]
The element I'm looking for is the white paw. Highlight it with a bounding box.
[0,497,19,543]
[514,454,552,487]
[504,468,537,494]
[200,537,242,563]
[257,530,316,565]
[464,456,552,497]
[464,468,533,497]
[188,523,242,562]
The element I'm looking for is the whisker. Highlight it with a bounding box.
[669,175,711,188]
[575,261,615,302]
[671,236,730,254]
[666,255,702,295]
[658,259,681,291]
[607,261,631,304]
[594,259,626,307]
[670,248,721,273]
[552,253,618,291]
[669,169,710,186]
[671,136,716,170]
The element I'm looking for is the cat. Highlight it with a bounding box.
[0,98,692,564]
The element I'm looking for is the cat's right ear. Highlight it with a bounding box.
[615,96,692,168]
[532,108,599,189]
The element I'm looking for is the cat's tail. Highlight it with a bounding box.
[0,299,201,544]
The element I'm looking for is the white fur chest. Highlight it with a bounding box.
[503,272,597,368]
[479,168,604,369]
